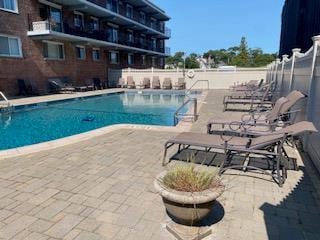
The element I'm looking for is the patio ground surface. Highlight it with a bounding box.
[0,90,319,240]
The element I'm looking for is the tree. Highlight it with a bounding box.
[231,37,250,67]
[203,49,229,67]
[165,52,184,68]
[185,53,200,69]
[168,37,276,69]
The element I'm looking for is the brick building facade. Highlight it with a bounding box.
[0,0,170,95]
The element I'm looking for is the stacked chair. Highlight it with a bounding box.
[116,76,185,90]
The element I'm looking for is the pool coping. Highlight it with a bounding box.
[0,90,208,160]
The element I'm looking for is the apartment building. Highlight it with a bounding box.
[0,0,171,95]
[279,0,320,57]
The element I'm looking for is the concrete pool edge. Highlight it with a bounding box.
[0,90,208,160]
[0,124,183,160]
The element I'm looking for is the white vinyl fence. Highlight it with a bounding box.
[108,68,267,90]
[266,35,320,172]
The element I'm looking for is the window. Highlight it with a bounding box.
[128,31,134,44]
[92,48,100,61]
[152,56,157,66]
[150,18,157,30]
[0,34,22,57]
[159,21,164,32]
[128,53,134,65]
[0,0,18,13]
[74,11,84,29]
[107,27,118,43]
[139,11,146,24]
[141,55,146,66]
[126,4,133,18]
[39,3,62,32]
[76,46,86,60]
[159,57,164,67]
[43,41,64,60]
[151,38,157,51]
[139,35,145,47]
[109,51,119,64]
[90,17,99,31]
[107,0,118,13]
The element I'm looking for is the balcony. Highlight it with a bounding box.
[165,47,171,56]
[165,27,171,38]
[28,21,170,56]
[48,0,170,39]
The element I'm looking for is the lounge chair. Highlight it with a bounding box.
[117,78,127,88]
[162,78,172,90]
[173,78,186,90]
[152,76,161,89]
[162,121,317,186]
[85,79,94,91]
[223,84,272,111]
[127,76,136,89]
[228,81,274,100]
[230,79,264,92]
[17,79,30,96]
[75,85,88,92]
[48,77,76,93]
[93,78,102,90]
[136,77,151,89]
[75,81,89,92]
[207,91,306,134]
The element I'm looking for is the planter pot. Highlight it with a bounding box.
[154,171,225,226]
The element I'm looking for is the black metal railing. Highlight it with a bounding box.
[87,0,167,34]
[62,23,165,53]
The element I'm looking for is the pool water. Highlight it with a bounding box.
[0,91,195,150]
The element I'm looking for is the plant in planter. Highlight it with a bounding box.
[154,162,225,226]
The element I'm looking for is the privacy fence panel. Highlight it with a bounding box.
[307,48,320,170]
[281,60,292,96]
[274,63,283,99]
[291,54,313,121]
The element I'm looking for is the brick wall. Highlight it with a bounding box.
[0,0,165,96]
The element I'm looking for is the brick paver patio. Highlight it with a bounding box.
[0,90,319,240]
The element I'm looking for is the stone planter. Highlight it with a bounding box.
[154,171,225,226]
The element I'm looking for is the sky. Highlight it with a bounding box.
[152,0,285,55]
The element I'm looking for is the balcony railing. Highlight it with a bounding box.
[30,21,166,54]
[165,47,171,56]
[165,27,171,38]
[87,0,168,34]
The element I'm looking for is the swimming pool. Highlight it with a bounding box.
[0,91,198,150]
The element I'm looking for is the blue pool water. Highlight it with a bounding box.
[0,91,195,150]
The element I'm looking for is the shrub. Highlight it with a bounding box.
[162,164,220,192]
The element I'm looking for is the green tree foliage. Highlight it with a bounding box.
[231,37,250,66]
[166,37,277,69]
[165,51,184,68]
[185,53,200,69]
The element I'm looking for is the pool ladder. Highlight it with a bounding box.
[174,98,198,126]
[174,80,209,125]
[0,91,13,116]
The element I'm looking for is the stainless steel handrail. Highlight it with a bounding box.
[0,91,11,107]
[186,80,209,95]
[174,98,198,125]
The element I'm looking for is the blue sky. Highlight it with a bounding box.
[153,0,285,55]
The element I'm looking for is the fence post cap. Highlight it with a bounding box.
[292,48,301,53]
[276,58,281,63]
[312,35,320,42]
[282,54,289,58]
